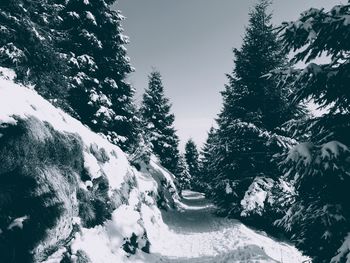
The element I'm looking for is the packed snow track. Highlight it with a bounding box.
[136,190,308,263]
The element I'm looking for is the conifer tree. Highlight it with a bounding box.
[0,0,68,102]
[184,139,200,180]
[209,0,299,216]
[140,71,180,174]
[198,127,218,193]
[229,0,292,130]
[275,3,350,262]
[57,0,138,151]
[177,155,192,192]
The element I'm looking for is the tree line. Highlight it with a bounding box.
[176,1,350,262]
[1,0,350,262]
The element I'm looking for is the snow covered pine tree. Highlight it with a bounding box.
[0,0,68,104]
[57,0,139,151]
[177,155,192,193]
[198,127,218,193]
[184,138,200,188]
[140,71,180,175]
[208,0,300,217]
[275,3,350,262]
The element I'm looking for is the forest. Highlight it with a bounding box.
[0,0,350,262]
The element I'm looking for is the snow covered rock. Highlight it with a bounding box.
[240,177,296,229]
[240,177,275,217]
[0,72,179,263]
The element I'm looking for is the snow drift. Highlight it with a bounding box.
[0,70,179,263]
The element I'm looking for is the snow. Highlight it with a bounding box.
[7,215,30,230]
[82,30,103,49]
[321,141,349,159]
[114,115,127,121]
[112,205,144,237]
[95,105,115,120]
[77,54,97,69]
[149,155,178,189]
[0,72,145,260]
[105,78,118,89]
[73,71,87,85]
[0,66,16,80]
[241,177,274,217]
[32,26,46,41]
[225,181,233,194]
[182,190,205,200]
[89,91,99,102]
[83,152,101,179]
[332,232,350,263]
[71,225,125,263]
[86,11,97,26]
[141,191,308,263]
[286,142,313,164]
[0,73,307,262]
[0,25,8,33]
[0,75,132,192]
[68,11,80,19]
[0,43,24,63]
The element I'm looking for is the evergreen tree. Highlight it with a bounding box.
[275,3,350,262]
[57,0,139,151]
[0,0,68,103]
[184,139,200,181]
[229,0,292,130]
[140,71,180,174]
[209,0,300,216]
[177,155,192,193]
[198,127,218,193]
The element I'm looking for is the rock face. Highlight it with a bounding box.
[0,117,82,262]
[0,74,179,263]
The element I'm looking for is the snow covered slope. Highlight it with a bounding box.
[0,71,308,263]
[0,71,179,263]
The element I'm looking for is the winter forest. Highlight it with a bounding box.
[0,0,350,262]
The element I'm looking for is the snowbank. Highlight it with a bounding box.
[0,71,179,263]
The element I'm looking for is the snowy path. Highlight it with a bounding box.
[137,190,308,263]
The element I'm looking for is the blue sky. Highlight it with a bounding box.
[115,0,344,151]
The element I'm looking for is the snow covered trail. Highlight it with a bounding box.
[138,190,308,263]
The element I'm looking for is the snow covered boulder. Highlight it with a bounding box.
[240,177,295,218]
[240,177,275,217]
[0,73,179,263]
[239,176,296,236]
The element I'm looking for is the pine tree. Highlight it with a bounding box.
[140,71,180,174]
[56,0,139,151]
[177,155,192,193]
[209,0,300,217]
[0,0,68,103]
[275,3,350,262]
[198,127,218,193]
[230,0,292,130]
[184,139,200,182]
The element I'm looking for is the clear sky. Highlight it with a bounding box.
[114,0,344,151]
